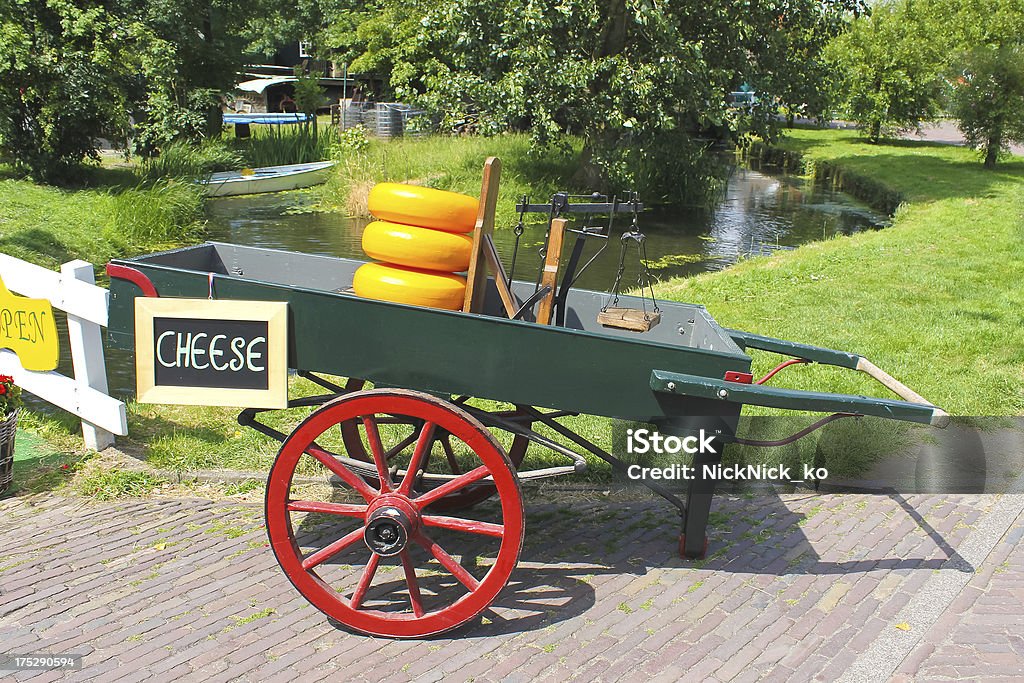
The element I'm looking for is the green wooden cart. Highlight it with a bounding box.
[105,233,946,638]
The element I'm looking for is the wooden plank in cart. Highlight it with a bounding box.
[597,306,662,332]
[536,218,567,325]
[464,157,502,314]
[483,234,520,317]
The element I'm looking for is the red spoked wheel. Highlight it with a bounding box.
[339,379,529,511]
[266,389,524,638]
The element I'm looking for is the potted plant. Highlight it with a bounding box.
[0,374,23,495]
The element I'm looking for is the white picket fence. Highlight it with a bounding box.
[0,254,127,450]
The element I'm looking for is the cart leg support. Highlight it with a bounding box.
[681,437,723,559]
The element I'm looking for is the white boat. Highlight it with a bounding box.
[200,161,337,197]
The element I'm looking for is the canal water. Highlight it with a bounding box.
[47,162,886,402]
[205,164,885,291]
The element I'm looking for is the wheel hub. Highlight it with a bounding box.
[364,495,419,557]
[364,507,411,556]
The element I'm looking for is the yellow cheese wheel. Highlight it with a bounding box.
[353,262,467,310]
[361,220,473,272]
[367,183,479,233]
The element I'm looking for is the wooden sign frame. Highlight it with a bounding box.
[134,298,289,409]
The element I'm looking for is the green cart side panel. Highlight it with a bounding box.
[108,245,753,428]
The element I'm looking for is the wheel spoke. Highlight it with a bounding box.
[384,430,420,461]
[439,433,461,475]
[399,421,436,496]
[287,501,367,518]
[415,532,480,592]
[413,465,491,509]
[422,514,504,538]
[302,526,365,571]
[306,445,377,502]
[350,553,381,610]
[362,415,393,493]
[400,550,425,618]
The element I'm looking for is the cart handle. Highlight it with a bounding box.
[650,370,949,427]
[725,329,950,427]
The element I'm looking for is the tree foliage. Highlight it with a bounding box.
[928,0,1024,167]
[949,44,1024,167]
[0,0,272,182]
[828,0,1024,165]
[825,2,945,143]
[329,0,855,199]
[126,0,256,154]
[0,1,131,182]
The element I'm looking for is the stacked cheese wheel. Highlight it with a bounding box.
[353,183,479,310]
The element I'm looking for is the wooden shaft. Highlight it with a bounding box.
[856,357,950,427]
[483,234,520,318]
[463,157,501,313]
[535,218,567,325]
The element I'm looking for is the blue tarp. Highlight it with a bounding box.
[223,113,309,125]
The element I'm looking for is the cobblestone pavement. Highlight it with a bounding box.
[1,489,1022,682]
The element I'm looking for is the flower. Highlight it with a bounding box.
[0,375,22,416]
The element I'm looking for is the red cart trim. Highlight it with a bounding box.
[106,263,159,297]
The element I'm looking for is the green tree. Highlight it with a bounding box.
[825,2,945,143]
[292,64,326,139]
[921,0,1024,167]
[125,0,264,153]
[0,0,282,180]
[0,1,131,182]
[329,0,855,200]
[949,44,1024,167]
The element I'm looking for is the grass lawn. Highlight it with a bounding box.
[661,129,1024,418]
[0,165,205,271]
[6,128,1023,496]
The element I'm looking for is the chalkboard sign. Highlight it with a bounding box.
[135,298,288,409]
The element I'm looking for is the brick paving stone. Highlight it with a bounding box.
[0,492,1017,681]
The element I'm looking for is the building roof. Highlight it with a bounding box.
[237,76,297,94]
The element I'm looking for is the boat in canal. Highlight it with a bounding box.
[199,160,337,197]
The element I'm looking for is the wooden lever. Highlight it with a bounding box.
[535,218,567,325]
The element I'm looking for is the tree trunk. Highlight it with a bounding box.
[596,0,627,58]
[869,120,881,144]
[570,141,606,190]
[984,135,1000,169]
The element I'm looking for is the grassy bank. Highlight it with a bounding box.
[12,128,1024,497]
[318,133,584,227]
[663,128,1024,419]
[0,166,205,270]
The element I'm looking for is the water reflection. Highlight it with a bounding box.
[205,163,886,292]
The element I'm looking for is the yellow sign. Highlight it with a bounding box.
[0,276,59,371]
